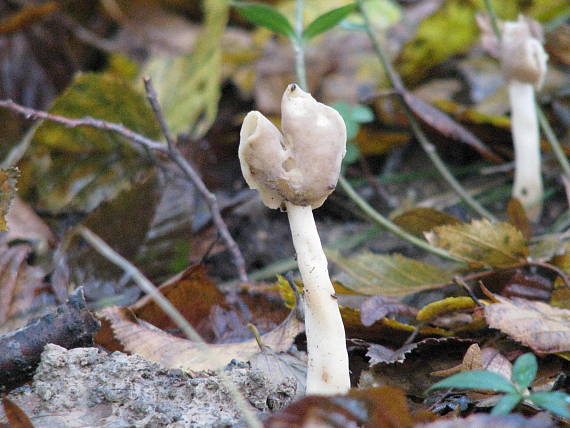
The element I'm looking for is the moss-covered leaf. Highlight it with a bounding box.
[425,220,528,268]
[22,73,160,213]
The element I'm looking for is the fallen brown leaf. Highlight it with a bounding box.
[484,295,570,353]
[1,398,33,428]
[97,305,303,372]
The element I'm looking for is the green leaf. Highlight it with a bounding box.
[511,353,537,390]
[328,251,454,296]
[528,391,570,418]
[302,3,357,41]
[350,104,374,123]
[144,0,228,137]
[425,220,528,269]
[490,393,522,415]
[427,370,517,394]
[23,72,160,213]
[233,2,295,38]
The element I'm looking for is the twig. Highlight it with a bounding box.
[0,99,165,152]
[143,78,248,283]
[481,2,570,184]
[453,276,483,306]
[76,226,262,428]
[0,96,249,283]
[356,0,497,222]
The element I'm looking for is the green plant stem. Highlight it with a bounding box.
[77,226,263,428]
[338,176,462,262]
[482,1,570,184]
[293,0,308,91]
[356,0,497,222]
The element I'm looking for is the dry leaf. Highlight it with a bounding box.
[484,295,570,353]
[416,412,554,428]
[97,306,303,372]
[1,398,33,428]
[426,220,528,268]
[431,343,483,377]
[0,168,18,232]
[359,295,417,327]
[507,198,531,240]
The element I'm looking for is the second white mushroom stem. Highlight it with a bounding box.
[286,202,350,394]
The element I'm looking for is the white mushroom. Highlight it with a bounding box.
[501,16,548,221]
[239,84,350,395]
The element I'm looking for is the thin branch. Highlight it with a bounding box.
[0,99,165,152]
[0,95,249,283]
[356,0,498,222]
[142,77,248,283]
[76,226,262,428]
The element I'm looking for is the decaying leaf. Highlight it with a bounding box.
[431,343,483,377]
[96,305,303,372]
[0,244,46,328]
[359,295,417,327]
[264,386,414,428]
[415,412,554,428]
[426,220,528,268]
[0,167,18,232]
[1,397,33,428]
[507,199,531,240]
[329,251,454,296]
[485,296,570,353]
[23,72,160,213]
[392,207,462,238]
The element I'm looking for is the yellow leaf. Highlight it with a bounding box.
[393,208,462,238]
[416,297,476,322]
[0,168,18,231]
[425,220,528,268]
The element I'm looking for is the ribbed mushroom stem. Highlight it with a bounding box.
[286,202,350,394]
[509,80,543,221]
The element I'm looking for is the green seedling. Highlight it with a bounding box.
[427,353,570,418]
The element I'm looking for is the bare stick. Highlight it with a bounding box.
[0,97,249,283]
[142,77,248,283]
[76,226,261,428]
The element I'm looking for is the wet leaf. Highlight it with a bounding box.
[425,220,528,268]
[233,2,294,39]
[392,208,461,238]
[264,386,413,428]
[0,168,18,232]
[145,0,229,137]
[427,370,517,394]
[507,199,531,240]
[359,295,417,327]
[23,72,160,213]
[417,297,476,322]
[484,296,570,353]
[1,398,33,428]
[329,251,454,296]
[511,353,537,389]
[302,3,357,41]
[96,305,303,372]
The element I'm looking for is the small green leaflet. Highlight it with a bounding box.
[303,3,357,41]
[426,370,517,394]
[490,394,522,415]
[232,2,295,39]
[511,353,537,390]
[527,392,570,419]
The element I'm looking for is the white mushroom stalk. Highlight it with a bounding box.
[501,16,548,221]
[239,84,350,395]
